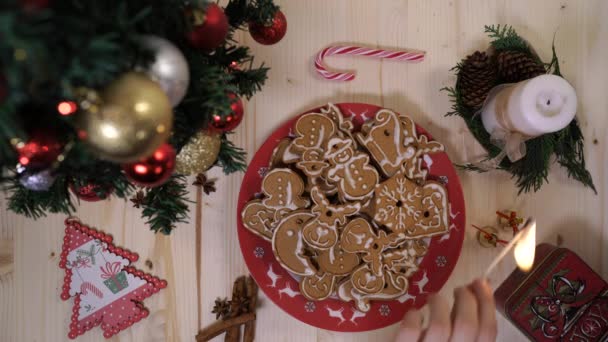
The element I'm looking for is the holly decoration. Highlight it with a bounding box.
[15,130,63,168]
[496,50,546,83]
[186,3,229,51]
[122,143,176,187]
[249,10,287,45]
[209,93,244,132]
[457,51,497,109]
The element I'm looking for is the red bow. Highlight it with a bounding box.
[99,261,122,279]
[530,275,587,338]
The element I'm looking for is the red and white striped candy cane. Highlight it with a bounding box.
[81,281,104,298]
[314,45,426,81]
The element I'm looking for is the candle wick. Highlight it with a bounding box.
[546,99,551,106]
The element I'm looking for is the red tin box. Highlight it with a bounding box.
[495,243,608,341]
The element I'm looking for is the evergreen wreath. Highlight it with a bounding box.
[443,25,595,194]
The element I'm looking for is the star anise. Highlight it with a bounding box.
[193,173,216,195]
[130,190,146,208]
[212,297,231,320]
[231,295,251,314]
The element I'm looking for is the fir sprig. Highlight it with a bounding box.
[140,175,191,235]
[217,134,247,174]
[444,25,596,194]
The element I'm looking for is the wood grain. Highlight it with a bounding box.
[1,0,606,341]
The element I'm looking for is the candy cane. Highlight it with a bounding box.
[314,45,426,81]
[81,281,104,299]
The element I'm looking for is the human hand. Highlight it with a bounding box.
[394,279,497,342]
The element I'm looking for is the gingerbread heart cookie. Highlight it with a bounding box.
[373,173,448,237]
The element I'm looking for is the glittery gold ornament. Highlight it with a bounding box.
[175,131,221,174]
[78,72,173,163]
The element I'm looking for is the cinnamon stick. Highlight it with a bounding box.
[243,276,258,342]
[196,313,256,342]
[225,276,247,342]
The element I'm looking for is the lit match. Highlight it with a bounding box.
[484,218,536,278]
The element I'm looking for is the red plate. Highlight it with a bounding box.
[237,103,465,332]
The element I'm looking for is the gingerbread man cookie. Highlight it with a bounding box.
[288,113,337,155]
[272,211,317,276]
[261,168,310,211]
[317,242,360,276]
[301,187,360,250]
[324,136,379,201]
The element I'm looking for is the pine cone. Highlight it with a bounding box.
[457,51,497,109]
[496,50,545,82]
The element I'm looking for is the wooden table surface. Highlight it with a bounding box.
[1,0,607,341]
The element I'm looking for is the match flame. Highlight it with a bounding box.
[513,219,536,272]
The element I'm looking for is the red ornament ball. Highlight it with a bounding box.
[16,130,63,168]
[186,3,229,51]
[248,10,287,45]
[209,93,244,132]
[122,143,175,187]
[70,182,112,202]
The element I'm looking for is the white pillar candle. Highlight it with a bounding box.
[481,75,577,137]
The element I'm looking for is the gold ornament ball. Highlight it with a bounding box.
[79,72,173,163]
[175,131,222,174]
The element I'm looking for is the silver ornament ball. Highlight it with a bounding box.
[19,169,56,191]
[140,35,190,107]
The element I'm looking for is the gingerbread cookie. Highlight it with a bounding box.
[356,110,417,177]
[316,242,360,276]
[301,187,360,250]
[296,148,328,178]
[241,199,277,241]
[270,138,297,166]
[321,104,356,141]
[356,109,444,180]
[373,173,448,237]
[324,135,378,201]
[288,113,337,155]
[261,168,310,211]
[300,272,336,301]
[272,211,317,276]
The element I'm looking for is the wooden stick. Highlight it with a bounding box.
[243,276,258,342]
[196,313,256,342]
[0,239,13,276]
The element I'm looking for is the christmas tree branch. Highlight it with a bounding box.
[140,175,191,234]
[216,134,247,174]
